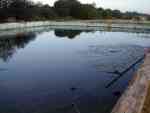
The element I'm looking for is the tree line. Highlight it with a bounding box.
[0,0,150,22]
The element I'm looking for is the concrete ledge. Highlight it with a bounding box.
[0,21,150,38]
[111,52,150,113]
[140,80,150,113]
[0,21,150,31]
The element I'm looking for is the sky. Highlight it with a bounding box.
[32,0,150,14]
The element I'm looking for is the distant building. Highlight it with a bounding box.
[0,0,12,8]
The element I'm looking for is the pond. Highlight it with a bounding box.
[0,29,150,113]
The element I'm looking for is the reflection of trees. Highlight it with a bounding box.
[54,30,82,39]
[0,32,36,62]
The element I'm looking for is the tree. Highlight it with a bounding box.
[0,0,149,22]
[8,0,32,19]
[77,4,99,19]
[55,30,81,39]
[102,9,113,19]
[97,7,104,19]
[112,10,122,19]
[6,0,57,20]
[54,0,81,17]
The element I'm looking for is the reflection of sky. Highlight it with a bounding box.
[73,31,150,47]
[32,0,150,14]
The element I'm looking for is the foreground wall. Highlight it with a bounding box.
[112,50,150,113]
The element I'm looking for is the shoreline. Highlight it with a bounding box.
[0,20,150,38]
[111,50,150,113]
[0,20,150,31]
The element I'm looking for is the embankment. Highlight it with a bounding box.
[0,20,150,31]
[112,50,150,113]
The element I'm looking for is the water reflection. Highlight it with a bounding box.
[0,32,36,62]
[0,29,149,113]
[54,30,82,39]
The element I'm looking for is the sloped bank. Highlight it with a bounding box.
[111,49,150,113]
[0,21,150,31]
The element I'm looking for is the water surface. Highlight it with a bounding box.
[0,29,150,113]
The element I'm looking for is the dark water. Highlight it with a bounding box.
[0,29,150,113]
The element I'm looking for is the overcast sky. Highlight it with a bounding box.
[32,0,150,14]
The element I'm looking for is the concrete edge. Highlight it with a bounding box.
[111,52,150,113]
[0,21,150,31]
[140,80,150,113]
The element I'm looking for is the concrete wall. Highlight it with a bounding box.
[112,50,150,113]
[0,21,150,31]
